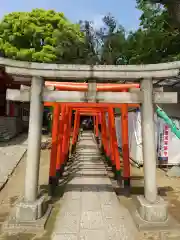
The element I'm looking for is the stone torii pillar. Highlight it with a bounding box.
[15,77,46,222]
[136,78,168,224]
[24,77,44,202]
[141,79,157,203]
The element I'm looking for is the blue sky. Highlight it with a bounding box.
[0,0,141,31]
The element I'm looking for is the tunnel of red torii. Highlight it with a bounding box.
[2,56,179,227]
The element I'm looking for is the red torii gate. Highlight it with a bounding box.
[44,83,140,195]
[45,81,139,92]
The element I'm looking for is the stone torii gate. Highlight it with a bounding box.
[2,57,180,230]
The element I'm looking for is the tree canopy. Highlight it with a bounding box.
[0,3,180,65]
[0,9,85,63]
[97,1,180,64]
[128,0,180,64]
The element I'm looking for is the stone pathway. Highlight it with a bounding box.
[51,131,137,240]
[0,132,179,239]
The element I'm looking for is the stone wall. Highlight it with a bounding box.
[0,117,24,141]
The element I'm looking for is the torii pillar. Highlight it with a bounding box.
[14,77,48,222]
[135,78,168,224]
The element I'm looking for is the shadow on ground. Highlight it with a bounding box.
[0,133,28,147]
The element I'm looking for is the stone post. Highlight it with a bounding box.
[24,77,44,202]
[135,79,168,224]
[15,77,45,222]
[141,79,157,203]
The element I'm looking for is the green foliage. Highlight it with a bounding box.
[95,13,127,65]
[97,2,180,65]
[78,20,100,64]
[0,9,85,63]
[0,4,180,65]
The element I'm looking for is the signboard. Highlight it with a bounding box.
[158,121,169,162]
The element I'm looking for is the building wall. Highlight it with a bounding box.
[115,104,180,165]
[0,116,23,141]
[159,103,180,119]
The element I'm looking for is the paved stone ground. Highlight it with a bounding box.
[51,132,138,240]
[0,132,179,239]
[116,165,180,240]
[0,149,50,240]
[0,133,51,191]
[0,134,27,190]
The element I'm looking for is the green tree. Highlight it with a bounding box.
[97,14,127,65]
[124,0,180,64]
[0,9,85,63]
[78,14,127,65]
[79,20,100,64]
[1,6,180,66]
[147,0,180,25]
